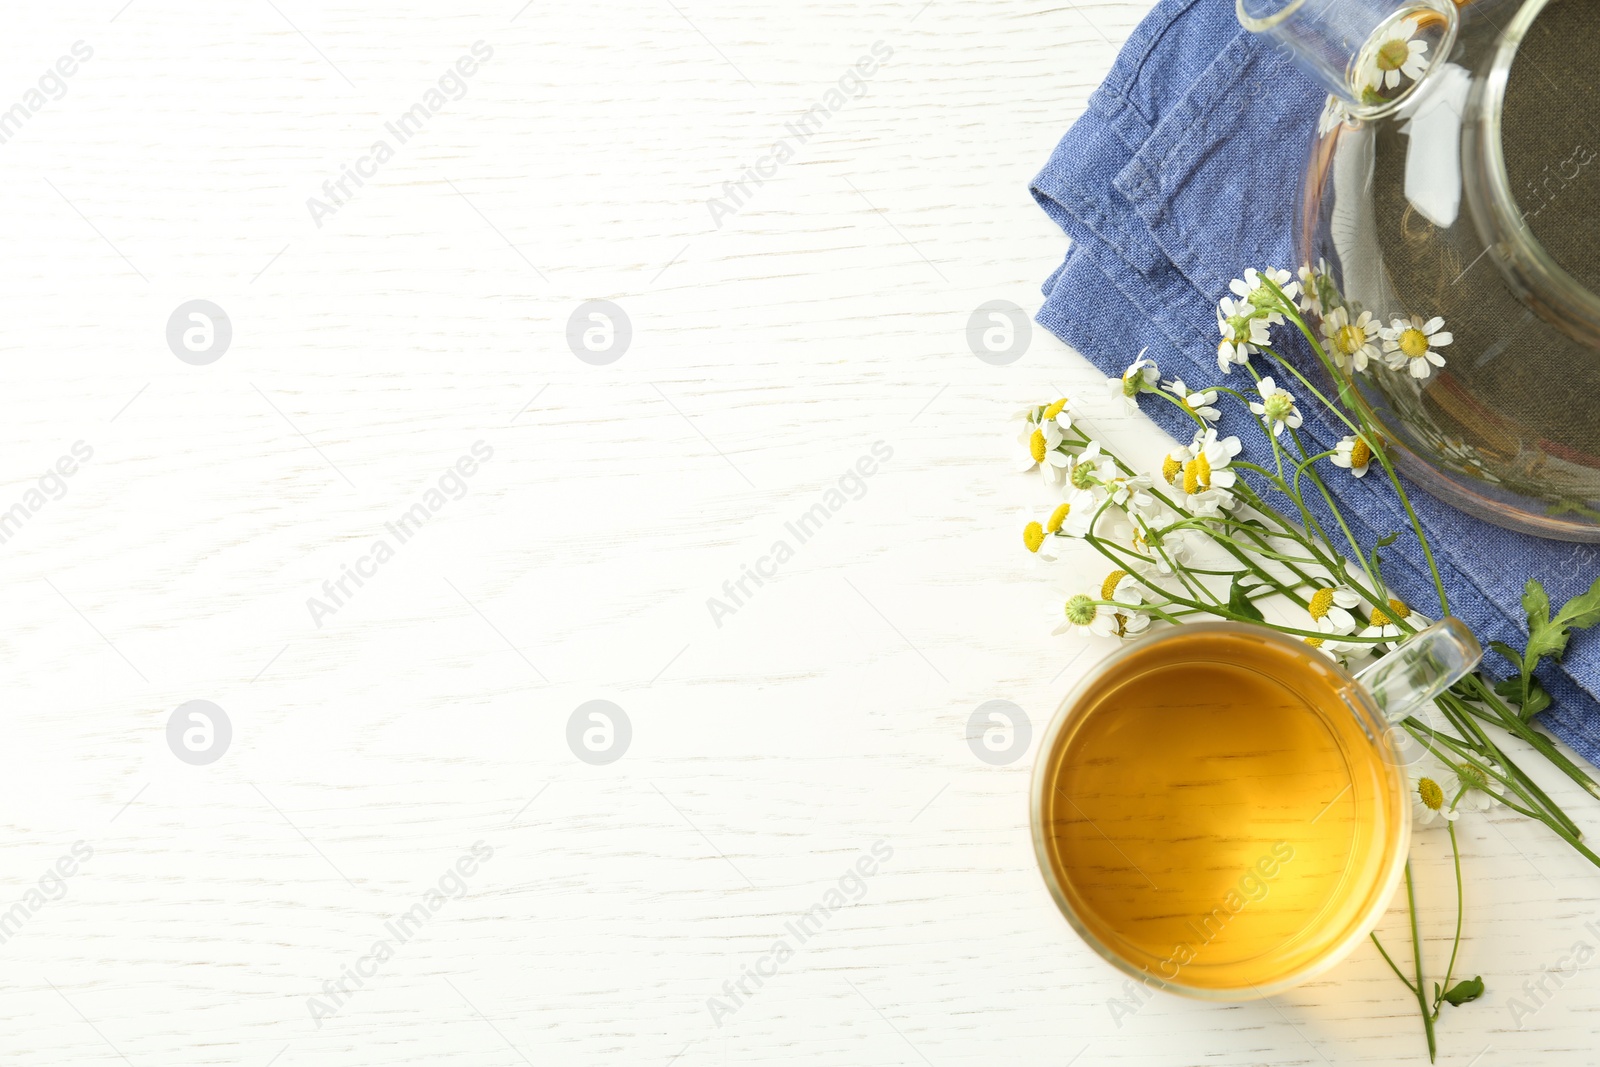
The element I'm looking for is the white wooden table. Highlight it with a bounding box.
[2,1,1597,1063]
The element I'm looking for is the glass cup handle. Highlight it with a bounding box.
[1351,617,1483,723]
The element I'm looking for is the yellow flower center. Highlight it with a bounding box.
[1350,437,1373,469]
[1023,522,1045,553]
[1417,776,1444,811]
[1029,429,1046,463]
[1047,503,1071,534]
[1182,453,1212,495]
[1459,763,1489,792]
[1162,454,1183,485]
[1308,588,1335,620]
[1335,323,1366,355]
[1369,598,1411,627]
[1398,327,1430,359]
[1376,38,1411,72]
[1043,399,1068,420]
[1101,569,1128,601]
[1305,635,1325,648]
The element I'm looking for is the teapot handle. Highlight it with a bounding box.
[1237,0,1458,116]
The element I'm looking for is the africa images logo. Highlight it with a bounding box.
[705,840,893,1025]
[305,42,494,228]
[307,841,494,1026]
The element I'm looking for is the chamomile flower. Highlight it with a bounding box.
[1023,522,1048,555]
[1454,758,1503,813]
[1100,568,1145,608]
[1119,513,1194,577]
[1228,268,1299,325]
[1317,98,1350,137]
[1068,442,1116,498]
[1099,569,1153,639]
[1166,379,1220,422]
[1437,437,1502,483]
[1298,258,1341,318]
[1332,433,1376,477]
[1040,396,1075,433]
[1159,444,1193,489]
[1106,474,1157,513]
[1047,489,1096,539]
[1014,416,1044,469]
[1365,17,1429,92]
[1411,760,1460,826]
[1217,296,1271,372]
[1307,585,1362,635]
[1381,315,1452,380]
[1180,429,1243,513]
[1015,504,1066,564]
[1117,612,1152,638]
[1363,595,1433,650]
[1016,421,1073,485]
[1014,402,1071,470]
[1052,592,1119,638]
[1304,633,1363,666]
[1321,306,1382,372]
[1109,352,1160,415]
[1250,376,1304,437]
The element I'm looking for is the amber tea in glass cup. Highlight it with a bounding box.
[1030,619,1480,998]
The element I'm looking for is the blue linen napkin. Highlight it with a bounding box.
[1030,0,1600,765]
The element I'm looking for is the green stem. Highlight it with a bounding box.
[1370,933,1419,996]
[1462,676,1600,801]
[1433,814,1466,1019]
[1258,277,1451,616]
[1261,344,1362,438]
[1290,426,1382,594]
[1403,718,1580,842]
[1437,694,1583,836]
[1146,385,1207,429]
[1404,862,1438,1062]
[1372,445,1452,616]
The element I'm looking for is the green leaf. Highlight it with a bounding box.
[1524,628,1569,666]
[1489,641,1524,671]
[1522,580,1567,666]
[1523,576,1600,668]
[1553,575,1600,631]
[1228,574,1266,624]
[1441,976,1484,1006]
[1524,579,1552,629]
[1522,682,1553,719]
[1376,532,1400,548]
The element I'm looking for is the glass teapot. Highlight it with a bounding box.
[1238,0,1600,540]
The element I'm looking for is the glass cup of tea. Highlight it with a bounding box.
[1030,618,1481,998]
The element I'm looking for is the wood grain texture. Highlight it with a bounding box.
[0,0,1596,1064]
